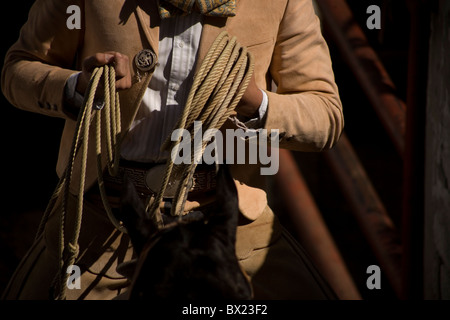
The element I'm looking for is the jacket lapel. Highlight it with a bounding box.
[195,16,227,73]
[118,0,160,133]
[130,0,239,79]
[123,0,233,131]
[195,0,241,73]
[133,0,161,55]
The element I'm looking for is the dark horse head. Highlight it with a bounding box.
[115,165,252,300]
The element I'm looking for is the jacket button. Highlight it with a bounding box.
[134,49,157,72]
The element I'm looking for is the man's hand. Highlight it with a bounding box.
[235,74,263,119]
[76,52,132,95]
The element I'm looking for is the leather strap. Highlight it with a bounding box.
[102,161,217,199]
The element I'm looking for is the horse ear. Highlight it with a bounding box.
[118,174,159,255]
[215,164,238,208]
[207,164,239,241]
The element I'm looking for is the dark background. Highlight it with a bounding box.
[0,0,64,296]
[0,0,411,300]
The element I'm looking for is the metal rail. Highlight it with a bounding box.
[316,0,407,157]
[323,134,403,297]
[275,149,362,300]
[401,0,430,300]
[275,0,428,299]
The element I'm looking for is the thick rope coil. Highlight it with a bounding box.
[34,64,124,300]
[34,30,253,300]
[148,31,254,218]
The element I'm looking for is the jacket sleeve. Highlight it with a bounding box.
[1,0,84,120]
[264,0,344,152]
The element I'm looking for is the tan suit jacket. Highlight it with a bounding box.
[2,0,343,220]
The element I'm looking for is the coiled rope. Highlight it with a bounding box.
[148,31,254,218]
[36,63,125,300]
[34,31,253,300]
[58,63,124,299]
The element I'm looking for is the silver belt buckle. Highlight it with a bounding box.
[144,165,181,199]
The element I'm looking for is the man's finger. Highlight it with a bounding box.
[83,53,115,72]
[112,52,130,79]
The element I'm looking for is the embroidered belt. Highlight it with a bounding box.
[102,160,217,199]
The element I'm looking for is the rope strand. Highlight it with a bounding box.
[34,30,253,300]
[39,64,123,300]
[150,31,254,217]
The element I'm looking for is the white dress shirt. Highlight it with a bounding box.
[65,13,268,163]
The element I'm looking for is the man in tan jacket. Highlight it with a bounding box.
[2,0,343,300]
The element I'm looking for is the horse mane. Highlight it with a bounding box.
[115,164,253,300]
